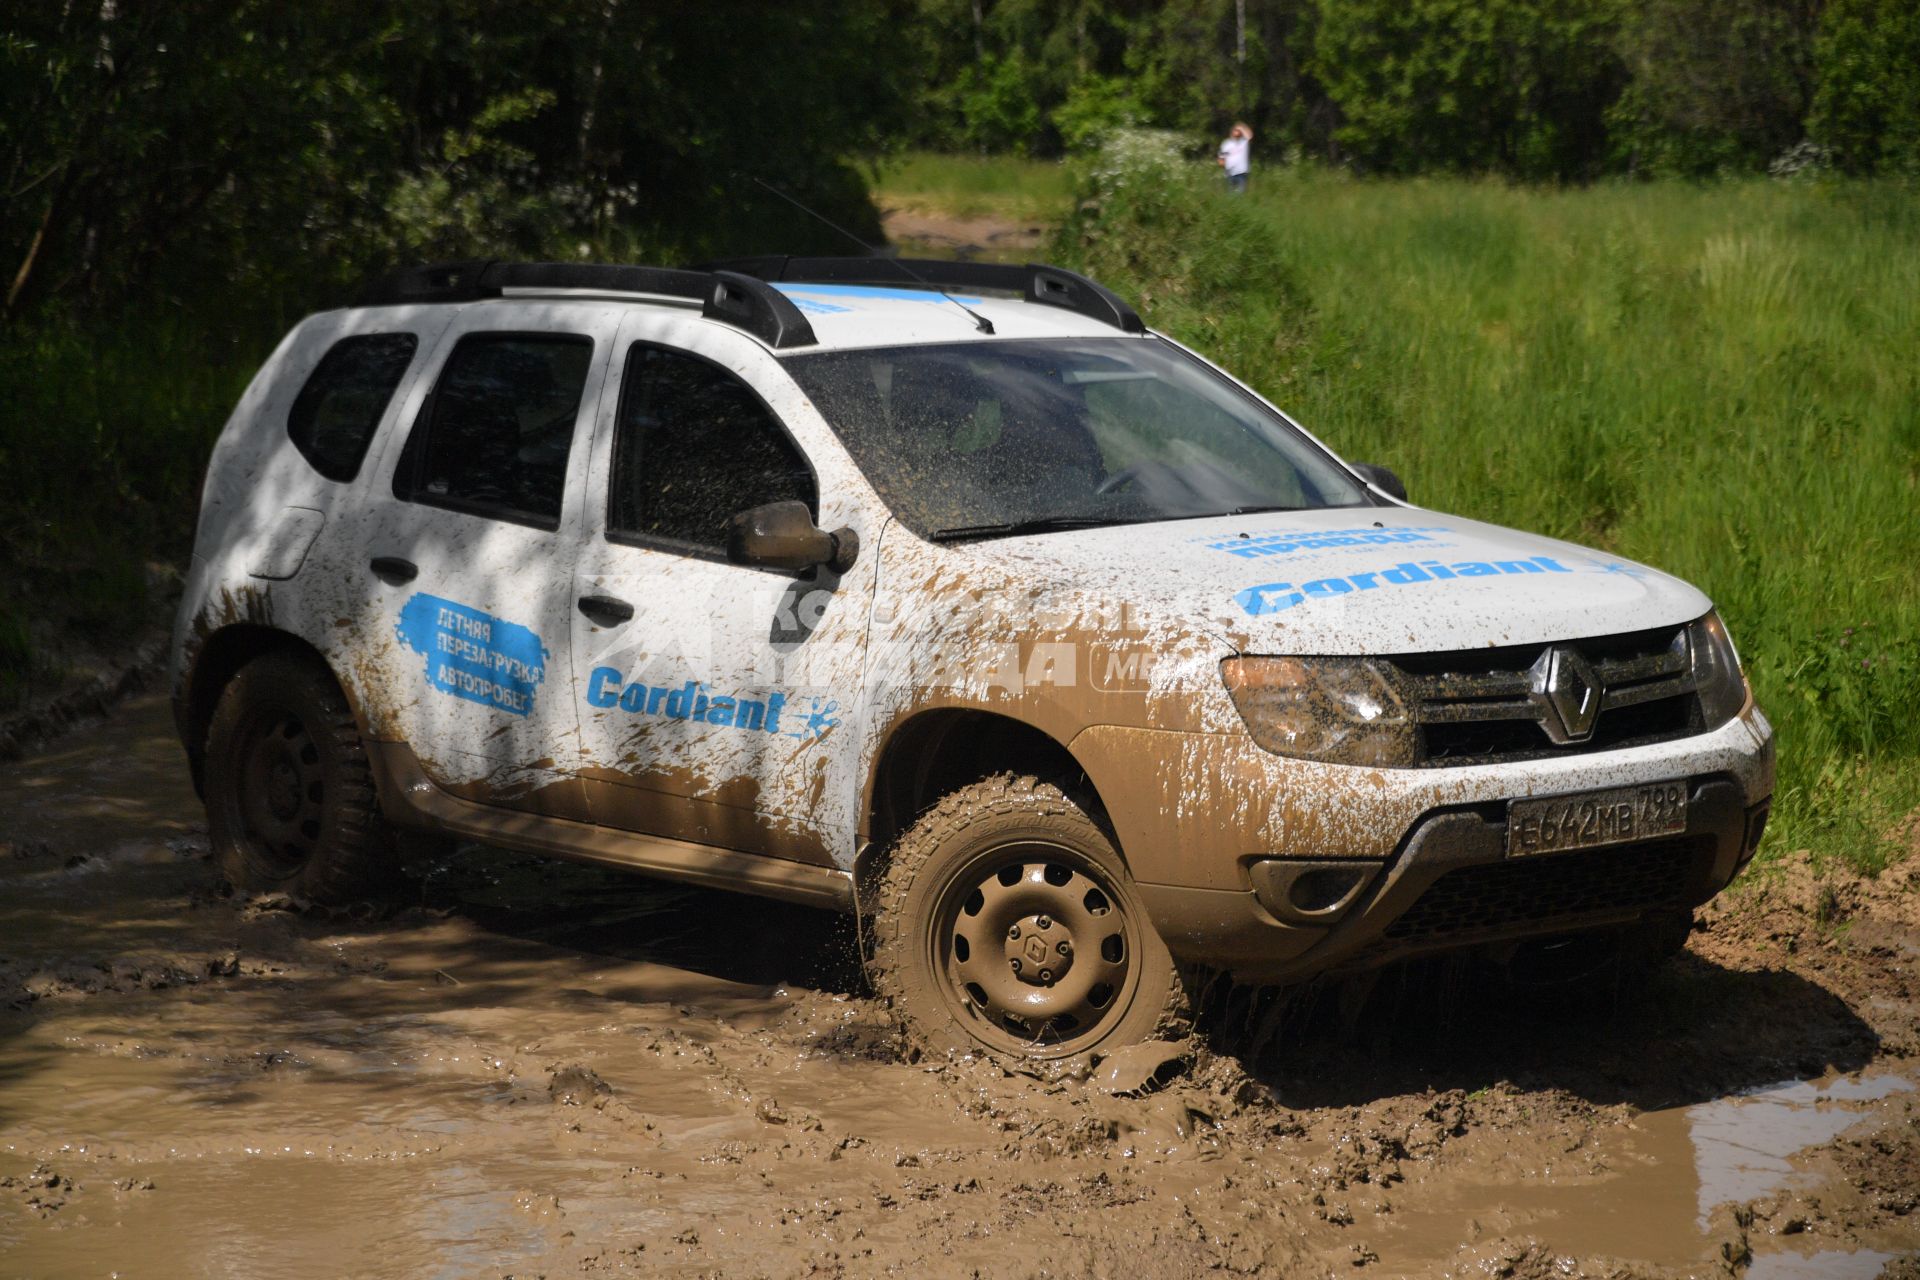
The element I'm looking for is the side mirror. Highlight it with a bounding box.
[1351,462,1408,503]
[726,500,859,575]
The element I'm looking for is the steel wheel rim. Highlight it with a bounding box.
[235,707,325,874]
[930,839,1141,1057]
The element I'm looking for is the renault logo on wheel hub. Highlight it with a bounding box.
[1529,646,1602,743]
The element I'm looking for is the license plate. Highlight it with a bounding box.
[1507,782,1688,856]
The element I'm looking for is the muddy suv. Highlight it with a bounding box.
[171,256,1774,1060]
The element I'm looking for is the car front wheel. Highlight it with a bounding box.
[868,774,1189,1061]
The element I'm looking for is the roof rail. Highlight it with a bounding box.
[352,260,818,349]
[701,256,1147,335]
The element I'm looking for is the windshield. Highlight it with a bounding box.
[782,337,1369,540]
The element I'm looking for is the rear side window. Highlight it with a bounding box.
[394,333,593,528]
[609,344,815,555]
[287,333,417,482]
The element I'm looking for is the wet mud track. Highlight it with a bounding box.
[1,696,1915,1278]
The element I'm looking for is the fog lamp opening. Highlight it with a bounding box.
[1249,859,1378,925]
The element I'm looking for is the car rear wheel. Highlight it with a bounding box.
[205,652,399,903]
[868,774,1189,1061]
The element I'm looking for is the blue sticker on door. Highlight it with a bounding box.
[395,593,549,716]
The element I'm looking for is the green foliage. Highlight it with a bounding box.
[379,88,569,261]
[0,316,251,570]
[889,0,1920,183]
[1311,0,1625,179]
[1052,131,1308,365]
[0,2,917,328]
[1052,151,1920,868]
[1054,75,1144,153]
[1608,0,1820,177]
[953,53,1049,154]
[1811,0,1920,174]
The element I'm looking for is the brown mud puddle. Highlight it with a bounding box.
[2,696,1916,1277]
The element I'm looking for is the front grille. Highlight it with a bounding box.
[1382,838,1699,944]
[1391,623,1703,767]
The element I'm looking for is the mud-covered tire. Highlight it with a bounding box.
[867,774,1190,1061]
[205,651,399,904]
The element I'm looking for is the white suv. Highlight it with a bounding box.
[171,257,1775,1060]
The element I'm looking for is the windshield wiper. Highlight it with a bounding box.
[928,515,1132,543]
[1222,503,1305,516]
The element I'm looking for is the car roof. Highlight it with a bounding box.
[768,283,1126,351]
[350,259,1147,353]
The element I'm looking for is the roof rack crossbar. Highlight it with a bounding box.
[700,256,1146,335]
[353,260,818,349]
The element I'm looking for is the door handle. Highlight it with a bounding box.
[578,594,634,627]
[370,556,418,585]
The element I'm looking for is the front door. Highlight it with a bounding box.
[569,323,879,867]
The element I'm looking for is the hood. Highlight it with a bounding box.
[956,506,1711,655]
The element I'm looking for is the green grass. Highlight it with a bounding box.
[1048,158,1920,872]
[873,150,1075,221]
[0,318,257,709]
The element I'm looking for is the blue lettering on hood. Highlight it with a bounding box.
[1234,557,1575,616]
[395,594,549,717]
[1200,525,1456,560]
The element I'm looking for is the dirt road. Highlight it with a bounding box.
[880,208,1047,262]
[1,695,1915,1278]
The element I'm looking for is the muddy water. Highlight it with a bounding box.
[3,696,1916,1278]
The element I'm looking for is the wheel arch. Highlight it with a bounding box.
[854,708,1111,910]
[179,625,360,797]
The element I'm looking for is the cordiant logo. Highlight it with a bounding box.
[584,667,839,740]
[1201,525,1453,560]
[1233,556,1574,616]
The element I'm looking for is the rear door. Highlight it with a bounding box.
[568,316,883,868]
[340,303,618,815]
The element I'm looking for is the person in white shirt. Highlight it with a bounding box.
[1217,122,1252,194]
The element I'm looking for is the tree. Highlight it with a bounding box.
[1810,0,1920,173]
[1607,0,1821,175]
[0,0,916,327]
[1309,0,1624,179]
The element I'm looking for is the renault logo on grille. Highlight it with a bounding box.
[1529,646,1601,743]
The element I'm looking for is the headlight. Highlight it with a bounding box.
[1222,656,1416,767]
[1689,609,1749,728]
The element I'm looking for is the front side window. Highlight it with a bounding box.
[288,333,417,482]
[782,337,1368,539]
[609,345,815,555]
[394,333,593,527]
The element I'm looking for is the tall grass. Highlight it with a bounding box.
[1051,152,1920,871]
[0,318,261,705]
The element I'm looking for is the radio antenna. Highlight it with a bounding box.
[749,176,995,335]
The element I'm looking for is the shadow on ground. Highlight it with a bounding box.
[1197,945,1877,1114]
[415,843,864,996]
[371,843,1877,1119]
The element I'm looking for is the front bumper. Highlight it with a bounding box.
[1138,776,1767,983]
[1073,700,1774,984]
